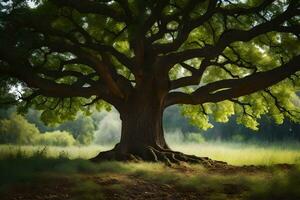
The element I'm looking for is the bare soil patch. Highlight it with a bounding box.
[3,163,296,200]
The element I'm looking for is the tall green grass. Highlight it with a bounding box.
[1,142,300,166]
[0,144,110,159]
[172,142,300,166]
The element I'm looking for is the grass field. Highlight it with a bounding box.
[173,142,300,166]
[1,142,300,165]
[1,143,300,200]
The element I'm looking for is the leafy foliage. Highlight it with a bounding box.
[35,131,76,146]
[0,113,76,146]
[0,114,39,144]
[0,0,299,134]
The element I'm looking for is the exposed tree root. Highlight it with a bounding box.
[90,144,227,168]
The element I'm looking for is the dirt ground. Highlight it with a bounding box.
[3,163,295,200]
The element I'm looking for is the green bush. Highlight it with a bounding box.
[58,116,95,145]
[34,131,76,147]
[0,114,76,146]
[184,133,206,143]
[0,114,40,144]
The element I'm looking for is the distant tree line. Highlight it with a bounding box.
[0,106,97,146]
[0,113,76,146]
[164,106,300,143]
[0,105,299,146]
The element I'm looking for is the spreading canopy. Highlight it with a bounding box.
[0,0,300,130]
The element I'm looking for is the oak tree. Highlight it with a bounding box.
[1,0,300,165]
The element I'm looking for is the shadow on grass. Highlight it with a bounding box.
[247,167,300,200]
[0,148,130,187]
[0,148,128,199]
[1,148,300,200]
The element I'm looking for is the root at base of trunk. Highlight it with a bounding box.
[90,144,227,168]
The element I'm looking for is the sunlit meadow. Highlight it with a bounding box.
[1,141,300,166]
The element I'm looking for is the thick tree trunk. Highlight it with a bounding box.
[117,93,169,156]
[91,77,172,160]
[91,98,226,166]
[91,76,227,167]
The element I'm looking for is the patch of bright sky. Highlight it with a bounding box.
[9,84,24,99]
[27,0,39,8]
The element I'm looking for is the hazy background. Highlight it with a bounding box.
[1,105,300,147]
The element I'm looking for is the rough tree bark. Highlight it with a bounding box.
[91,74,226,167]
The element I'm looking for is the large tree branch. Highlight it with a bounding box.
[170,50,259,90]
[163,3,299,68]
[141,0,169,36]
[44,38,125,98]
[165,55,300,107]
[116,0,133,21]
[50,0,126,22]
[0,63,125,107]
[170,59,210,90]
[152,0,215,54]
[84,42,136,73]
[152,0,276,54]
[34,13,135,95]
[218,0,276,16]
[35,69,98,86]
[0,36,124,106]
[3,8,133,95]
[58,13,136,73]
[0,66,97,98]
